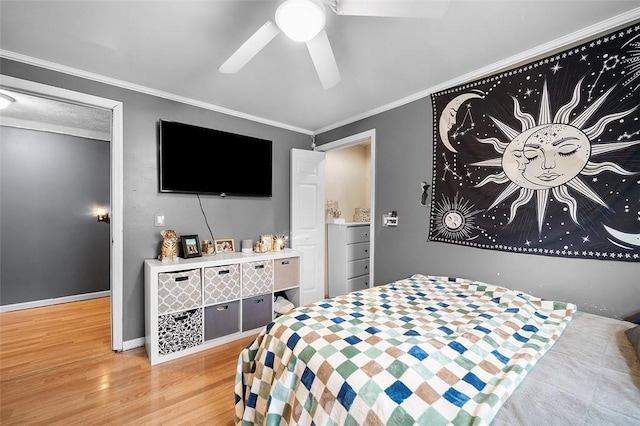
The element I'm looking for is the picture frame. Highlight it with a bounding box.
[260,234,274,251]
[180,234,202,258]
[214,238,235,253]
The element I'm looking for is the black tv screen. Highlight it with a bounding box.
[159,120,272,197]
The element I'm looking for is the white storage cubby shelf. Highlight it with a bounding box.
[144,249,300,365]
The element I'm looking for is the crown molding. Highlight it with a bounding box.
[0,49,314,136]
[313,7,640,135]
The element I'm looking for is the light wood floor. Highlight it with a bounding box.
[0,297,254,425]
[0,297,112,380]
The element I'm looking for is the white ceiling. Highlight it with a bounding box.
[1,1,639,135]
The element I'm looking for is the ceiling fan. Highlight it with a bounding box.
[218,0,450,89]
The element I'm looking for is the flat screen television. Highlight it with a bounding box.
[159,120,272,197]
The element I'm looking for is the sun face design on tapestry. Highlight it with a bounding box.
[473,79,638,233]
[429,22,640,262]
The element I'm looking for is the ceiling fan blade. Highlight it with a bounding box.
[219,21,280,74]
[306,29,341,89]
[330,0,450,18]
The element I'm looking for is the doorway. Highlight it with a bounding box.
[316,129,376,294]
[0,75,123,351]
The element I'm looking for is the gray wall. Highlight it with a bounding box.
[1,127,110,304]
[316,97,639,320]
[1,58,310,341]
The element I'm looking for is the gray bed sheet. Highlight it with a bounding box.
[492,311,640,425]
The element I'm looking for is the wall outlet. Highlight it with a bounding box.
[155,212,165,227]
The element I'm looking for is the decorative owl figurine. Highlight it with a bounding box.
[158,229,178,262]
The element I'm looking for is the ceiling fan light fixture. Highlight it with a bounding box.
[275,0,326,42]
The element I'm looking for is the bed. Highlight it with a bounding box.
[235,275,640,425]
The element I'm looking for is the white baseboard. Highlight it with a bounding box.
[123,337,145,351]
[0,290,111,313]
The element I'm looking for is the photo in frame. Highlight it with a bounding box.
[214,238,235,253]
[260,234,274,251]
[180,234,201,258]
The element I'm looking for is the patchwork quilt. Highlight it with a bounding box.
[235,275,575,425]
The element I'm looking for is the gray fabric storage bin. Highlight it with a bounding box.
[242,293,273,331]
[274,257,299,290]
[204,301,240,340]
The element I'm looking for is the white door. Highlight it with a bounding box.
[291,148,326,305]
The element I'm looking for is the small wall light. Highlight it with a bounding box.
[0,93,16,110]
[96,207,110,223]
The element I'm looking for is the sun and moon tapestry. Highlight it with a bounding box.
[429,22,640,262]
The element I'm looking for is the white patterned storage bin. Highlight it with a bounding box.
[203,264,241,305]
[157,269,202,315]
[158,308,203,355]
[242,260,273,297]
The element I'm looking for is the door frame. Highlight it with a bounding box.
[316,129,376,287]
[0,74,124,351]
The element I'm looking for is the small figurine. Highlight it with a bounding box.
[254,241,267,253]
[158,229,178,262]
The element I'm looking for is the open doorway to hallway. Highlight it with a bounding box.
[0,90,113,375]
[0,76,123,354]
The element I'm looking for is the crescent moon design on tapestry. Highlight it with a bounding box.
[438,90,484,153]
[603,224,640,247]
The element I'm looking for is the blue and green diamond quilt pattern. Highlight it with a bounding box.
[235,275,575,425]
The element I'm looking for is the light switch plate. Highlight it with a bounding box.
[155,212,165,227]
[382,213,398,227]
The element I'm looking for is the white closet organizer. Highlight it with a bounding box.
[327,223,371,297]
[144,249,300,365]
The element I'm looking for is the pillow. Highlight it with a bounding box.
[625,325,640,360]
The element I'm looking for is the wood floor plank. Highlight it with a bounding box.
[0,298,253,424]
